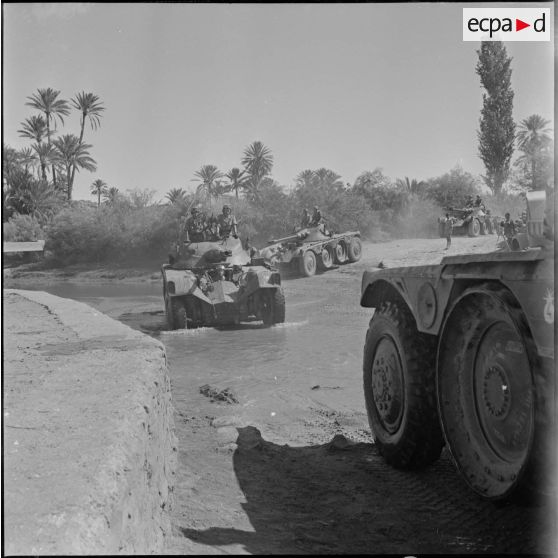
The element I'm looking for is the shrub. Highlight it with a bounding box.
[3,214,44,241]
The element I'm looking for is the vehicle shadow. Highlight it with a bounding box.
[178,426,550,555]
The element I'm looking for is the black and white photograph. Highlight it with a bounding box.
[2,2,555,555]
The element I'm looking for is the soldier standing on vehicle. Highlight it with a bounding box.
[184,205,207,243]
[443,213,454,250]
[217,204,238,238]
[500,212,516,249]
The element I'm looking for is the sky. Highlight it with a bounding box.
[2,2,554,202]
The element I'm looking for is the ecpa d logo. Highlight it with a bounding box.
[463,8,550,41]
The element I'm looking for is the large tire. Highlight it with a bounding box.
[468,218,481,237]
[261,288,286,325]
[317,246,334,270]
[334,241,348,264]
[347,237,362,262]
[363,301,443,469]
[299,250,317,277]
[165,296,187,330]
[437,285,548,500]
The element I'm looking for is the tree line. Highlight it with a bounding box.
[2,41,553,263]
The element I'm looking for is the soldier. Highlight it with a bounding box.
[500,212,516,249]
[184,205,207,243]
[474,195,485,210]
[310,205,323,227]
[465,195,474,208]
[443,213,454,250]
[217,204,238,238]
[300,208,311,229]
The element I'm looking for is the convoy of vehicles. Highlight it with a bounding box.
[259,226,362,277]
[360,190,554,500]
[162,236,285,329]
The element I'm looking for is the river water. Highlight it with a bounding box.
[21,268,374,445]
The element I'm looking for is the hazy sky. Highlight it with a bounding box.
[3,2,554,201]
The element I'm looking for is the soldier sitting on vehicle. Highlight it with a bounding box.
[184,205,208,243]
[474,195,485,210]
[465,195,475,208]
[310,206,323,227]
[500,212,517,249]
[217,204,238,239]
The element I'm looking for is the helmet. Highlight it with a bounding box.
[505,212,510,218]
[191,205,201,214]
[313,205,319,210]
[222,204,231,211]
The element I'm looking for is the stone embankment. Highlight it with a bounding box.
[3,289,177,555]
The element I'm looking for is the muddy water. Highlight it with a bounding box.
[23,271,374,445]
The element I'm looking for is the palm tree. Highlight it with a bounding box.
[70,92,105,194]
[103,186,121,205]
[31,142,56,181]
[193,164,224,206]
[90,179,108,207]
[25,88,70,186]
[515,115,553,190]
[18,147,38,175]
[52,134,97,199]
[165,187,188,205]
[18,115,48,145]
[6,172,64,224]
[396,176,425,195]
[296,169,316,189]
[225,167,248,199]
[314,168,344,189]
[241,141,273,200]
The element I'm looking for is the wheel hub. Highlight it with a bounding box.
[473,322,533,464]
[482,365,510,419]
[371,337,404,434]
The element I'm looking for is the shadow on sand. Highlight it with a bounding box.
[178,426,549,555]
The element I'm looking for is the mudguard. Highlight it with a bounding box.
[239,266,281,298]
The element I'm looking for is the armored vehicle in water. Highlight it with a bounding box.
[439,206,499,237]
[360,190,554,500]
[260,226,362,277]
[162,236,285,329]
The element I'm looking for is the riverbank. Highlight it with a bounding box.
[2,235,505,289]
[3,289,177,555]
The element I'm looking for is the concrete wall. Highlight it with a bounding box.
[3,289,177,555]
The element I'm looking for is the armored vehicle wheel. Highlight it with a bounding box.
[468,218,481,237]
[166,297,187,330]
[334,241,348,264]
[347,237,362,262]
[318,246,334,270]
[438,286,542,500]
[363,301,443,469]
[300,250,317,277]
[261,288,286,325]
